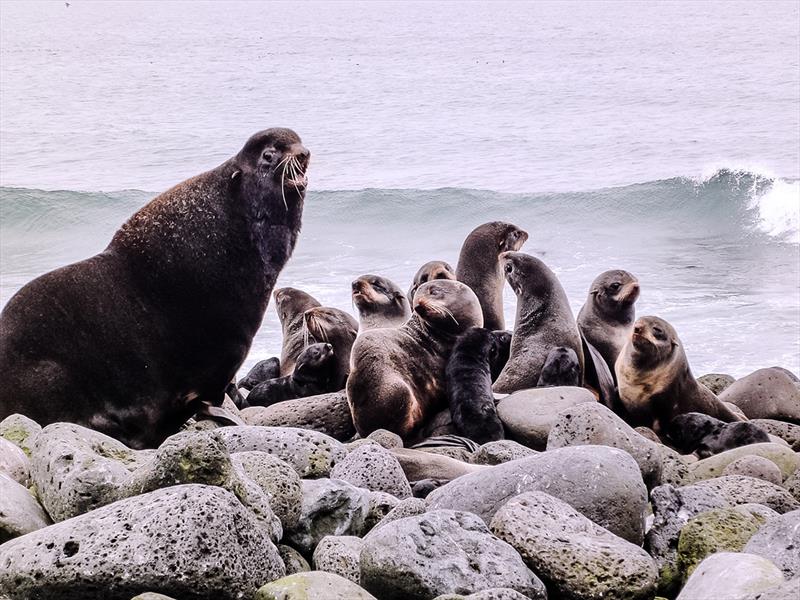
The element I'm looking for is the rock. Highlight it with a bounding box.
[230,451,302,529]
[417,446,474,462]
[390,448,485,482]
[0,485,284,600]
[491,491,657,600]
[752,419,800,451]
[279,545,311,575]
[285,478,370,555]
[0,436,30,485]
[370,497,427,533]
[546,402,663,488]
[634,426,662,443]
[214,426,346,478]
[676,508,764,581]
[785,469,800,502]
[367,429,403,449]
[130,594,176,600]
[432,590,534,600]
[735,503,781,521]
[241,391,356,441]
[428,445,648,544]
[736,578,800,600]
[720,367,800,422]
[0,413,41,456]
[312,535,364,584]
[0,473,52,542]
[360,510,546,600]
[676,552,785,600]
[697,373,736,395]
[365,491,400,531]
[744,509,800,579]
[496,386,595,449]
[330,443,412,498]
[470,440,538,465]
[723,455,784,485]
[684,442,799,484]
[658,445,691,486]
[255,571,377,600]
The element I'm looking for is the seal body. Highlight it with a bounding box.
[537,347,582,387]
[615,316,744,434]
[446,327,506,444]
[303,306,358,390]
[352,274,411,331]
[577,269,640,377]
[0,128,310,448]
[492,252,584,394]
[274,287,321,376]
[347,279,483,441]
[668,412,769,457]
[245,343,336,407]
[490,330,512,381]
[237,357,281,391]
[456,221,528,331]
[407,260,456,304]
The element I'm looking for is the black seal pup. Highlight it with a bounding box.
[407,260,456,303]
[303,306,359,390]
[351,274,411,331]
[493,252,584,394]
[245,343,336,407]
[347,279,483,441]
[274,287,322,376]
[446,327,507,444]
[238,357,281,391]
[537,347,582,387]
[668,412,769,458]
[456,221,528,331]
[0,128,310,448]
[616,316,744,434]
[490,330,512,381]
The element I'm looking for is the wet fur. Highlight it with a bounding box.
[668,412,769,458]
[246,343,336,407]
[274,287,321,376]
[407,260,456,304]
[303,306,359,390]
[537,346,581,387]
[238,357,281,390]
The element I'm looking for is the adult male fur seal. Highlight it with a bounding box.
[352,274,411,331]
[0,128,310,448]
[492,252,584,394]
[347,279,483,441]
[615,316,744,434]
[274,286,321,375]
[456,221,528,331]
[407,260,456,303]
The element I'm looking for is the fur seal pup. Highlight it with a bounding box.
[577,269,640,377]
[615,316,744,434]
[490,330,512,381]
[456,221,529,331]
[351,274,411,331]
[245,343,336,407]
[446,327,508,444]
[537,347,582,387]
[303,306,359,390]
[668,412,769,458]
[492,252,584,394]
[407,260,456,303]
[0,128,310,448]
[719,367,800,423]
[274,287,322,376]
[347,279,483,441]
[237,357,281,391]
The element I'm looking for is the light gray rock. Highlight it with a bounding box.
[279,545,311,575]
[428,445,648,544]
[0,473,52,542]
[0,413,41,456]
[658,445,691,486]
[367,429,403,449]
[130,594,176,600]
[785,469,800,502]
[744,509,800,579]
[723,455,784,485]
[391,447,485,482]
[684,442,799,484]
[735,503,781,522]
[231,451,302,529]
[330,443,412,499]
[697,373,736,395]
[360,510,546,600]
[313,535,364,584]
[255,571,377,600]
[470,440,538,465]
[491,491,657,600]
[720,367,800,422]
[285,478,370,555]
[752,419,800,451]
[371,497,427,533]
[0,485,284,600]
[241,391,356,441]
[432,590,534,600]
[676,552,784,600]
[496,386,595,449]
[365,491,400,531]
[215,426,346,478]
[735,578,800,600]
[546,402,663,488]
[0,436,30,485]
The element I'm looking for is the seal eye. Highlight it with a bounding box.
[504,263,513,274]
[262,151,274,163]
[610,282,622,291]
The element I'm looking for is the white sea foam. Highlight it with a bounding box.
[751,178,800,244]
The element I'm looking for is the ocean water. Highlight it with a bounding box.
[1,1,798,378]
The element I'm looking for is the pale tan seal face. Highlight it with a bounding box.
[627,316,679,368]
[590,270,640,315]
[412,279,483,335]
[274,287,320,326]
[303,306,359,343]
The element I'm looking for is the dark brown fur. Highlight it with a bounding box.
[274,287,321,376]
[352,274,410,331]
[303,306,358,390]
[407,260,456,304]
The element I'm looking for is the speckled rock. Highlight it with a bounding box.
[285,478,370,555]
[255,571,377,600]
[428,445,648,544]
[0,485,284,600]
[744,509,800,579]
[752,419,800,451]
[723,455,784,485]
[676,508,764,581]
[496,386,595,449]
[241,391,356,442]
[697,373,736,395]
[492,491,656,600]
[470,440,538,465]
[370,497,427,533]
[360,510,546,600]
[214,426,346,478]
[658,445,691,486]
[330,443,412,499]
[735,503,781,521]
[0,436,30,485]
[676,552,785,600]
[736,578,800,600]
[0,413,41,456]
[231,451,303,529]
[546,402,663,488]
[417,446,474,462]
[684,442,799,484]
[130,594,176,600]
[785,469,800,502]
[367,429,403,449]
[432,590,534,600]
[365,491,400,531]
[390,448,485,482]
[720,367,800,422]
[313,535,364,584]
[0,473,52,542]
[279,545,311,575]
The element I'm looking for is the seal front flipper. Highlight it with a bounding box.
[580,335,620,412]
[195,401,246,427]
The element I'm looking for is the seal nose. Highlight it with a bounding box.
[633,324,643,335]
[291,144,310,168]
[351,280,361,293]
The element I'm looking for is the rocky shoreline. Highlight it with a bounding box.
[1,375,799,600]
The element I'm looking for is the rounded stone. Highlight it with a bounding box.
[0,473,52,542]
[470,440,538,466]
[241,391,356,442]
[723,455,783,485]
[684,442,798,485]
[255,571,377,600]
[744,509,800,579]
[367,429,404,449]
[330,443,412,499]
[231,451,303,529]
[676,552,785,600]
[0,436,30,485]
[697,373,736,395]
[312,535,364,584]
[0,413,42,457]
[279,545,311,575]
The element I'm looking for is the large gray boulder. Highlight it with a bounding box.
[360,510,546,600]
[312,535,364,584]
[241,391,356,441]
[744,509,800,579]
[496,386,595,449]
[676,552,785,600]
[470,440,537,466]
[231,451,303,529]
[428,445,648,544]
[330,443,412,499]
[0,436,30,485]
[0,473,51,542]
[0,485,284,600]
[719,367,800,422]
[683,442,799,484]
[255,571,377,600]
[0,413,41,456]
[751,419,800,451]
[491,491,657,600]
[697,373,736,395]
[390,447,485,482]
